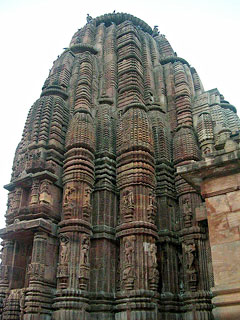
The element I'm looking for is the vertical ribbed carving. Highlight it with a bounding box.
[117,21,144,109]
[191,67,204,96]
[197,112,215,156]
[155,34,175,59]
[53,42,96,318]
[116,105,158,319]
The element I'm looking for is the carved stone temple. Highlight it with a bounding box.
[1,12,240,320]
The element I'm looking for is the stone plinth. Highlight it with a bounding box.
[178,147,240,319]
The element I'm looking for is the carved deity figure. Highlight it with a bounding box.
[63,186,76,206]
[121,189,135,222]
[30,179,40,205]
[39,180,52,204]
[149,243,157,267]
[122,237,136,290]
[149,192,155,207]
[124,239,134,265]
[83,187,92,207]
[12,188,22,209]
[6,193,14,216]
[182,198,192,226]
[184,242,196,271]
[60,236,69,264]
[147,191,157,223]
[40,180,50,195]
[122,189,134,209]
[80,236,90,265]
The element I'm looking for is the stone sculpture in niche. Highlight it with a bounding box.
[82,187,92,219]
[63,186,76,219]
[39,179,52,205]
[182,198,192,227]
[149,243,157,267]
[63,186,76,207]
[183,241,197,291]
[121,188,135,222]
[60,236,70,264]
[30,179,40,205]
[122,236,135,290]
[80,236,90,266]
[79,235,90,290]
[184,242,195,271]
[144,242,159,290]
[147,191,157,223]
[57,236,70,289]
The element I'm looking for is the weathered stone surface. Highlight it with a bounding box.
[1,11,240,320]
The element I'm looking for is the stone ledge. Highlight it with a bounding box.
[92,225,116,241]
[177,149,240,192]
[4,170,59,191]
[0,218,57,239]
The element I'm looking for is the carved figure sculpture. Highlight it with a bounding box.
[182,198,192,226]
[80,236,89,265]
[184,243,196,271]
[60,236,69,264]
[124,239,134,265]
[63,186,76,206]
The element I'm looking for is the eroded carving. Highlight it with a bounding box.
[121,188,135,222]
[122,236,135,290]
[29,179,40,205]
[80,236,90,266]
[63,186,76,219]
[182,198,192,227]
[57,236,70,289]
[39,179,53,205]
[82,187,92,218]
[183,241,197,291]
[79,235,90,290]
[60,236,70,264]
[147,191,157,223]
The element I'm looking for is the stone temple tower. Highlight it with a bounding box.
[1,12,240,320]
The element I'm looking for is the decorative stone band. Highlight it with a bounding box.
[4,170,58,191]
[58,219,92,236]
[116,221,158,239]
[41,86,69,100]
[0,218,57,239]
[160,56,190,67]
[70,44,98,55]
